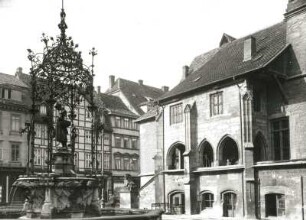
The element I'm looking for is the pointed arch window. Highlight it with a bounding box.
[167,144,185,170]
[218,137,239,166]
[199,141,214,167]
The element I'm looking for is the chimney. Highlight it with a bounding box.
[15,67,23,78]
[181,65,189,81]
[243,36,256,61]
[97,86,101,94]
[162,86,169,92]
[109,75,115,89]
[138,80,143,85]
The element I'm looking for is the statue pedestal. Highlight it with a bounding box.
[119,188,132,209]
[53,147,74,175]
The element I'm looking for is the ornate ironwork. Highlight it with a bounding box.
[27,6,95,173]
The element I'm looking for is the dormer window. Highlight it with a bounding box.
[0,88,11,99]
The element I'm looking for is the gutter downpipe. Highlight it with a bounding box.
[234,76,246,217]
[161,105,166,211]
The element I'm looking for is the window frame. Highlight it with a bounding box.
[210,91,223,116]
[11,144,20,162]
[170,103,183,125]
[271,117,290,161]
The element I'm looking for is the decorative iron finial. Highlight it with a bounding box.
[58,3,67,41]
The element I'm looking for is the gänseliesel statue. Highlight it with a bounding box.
[55,109,71,148]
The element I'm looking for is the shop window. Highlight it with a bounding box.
[265,193,285,217]
[222,191,237,217]
[218,137,239,166]
[271,118,290,160]
[167,144,185,170]
[210,92,223,116]
[170,103,183,124]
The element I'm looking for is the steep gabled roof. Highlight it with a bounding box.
[96,92,138,118]
[159,22,287,102]
[0,72,28,88]
[107,78,165,115]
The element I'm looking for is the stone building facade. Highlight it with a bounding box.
[0,71,29,204]
[137,0,306,219]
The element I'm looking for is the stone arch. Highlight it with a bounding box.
[217,135,239,166]
[254,131,267,163]
[198,139,214,167]
[221,190,238,217]
[166,142,185,170]
[168,190,185,214]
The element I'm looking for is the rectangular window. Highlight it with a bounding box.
[40,105,47,115]
[85,130,91,143]
[170,103,183,124]
[11,115,21,131]
[123,138,130,148]
[271,118,290,160]
[123,157,130,170]
[104,133,110,145]
[1,88,11,99]
[11,144,20,162]
[131,138,138,149]
[124,118,129,129]
[85,109,91,120]
[202,193,214,209]
[85,153,91,168]
[131,158,138,171]
[210,92,223,116]
[34,148,42,165]
[104,153,110,170]
[115,136,121,148]
[115,156,121,170]
[115,117,121,128]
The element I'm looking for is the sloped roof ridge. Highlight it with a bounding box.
[159,21,287,102]
[117,77,164,93]
[0,72,28,88]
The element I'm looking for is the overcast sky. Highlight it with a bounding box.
[0,0,288,91]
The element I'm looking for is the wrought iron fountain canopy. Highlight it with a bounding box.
[27,7,99,174]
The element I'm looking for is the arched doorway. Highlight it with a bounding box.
[218,136,239,166]
[199,141,214,167]
[167,143,185,170]
[169,191,185,214]
[254,132,267,163]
